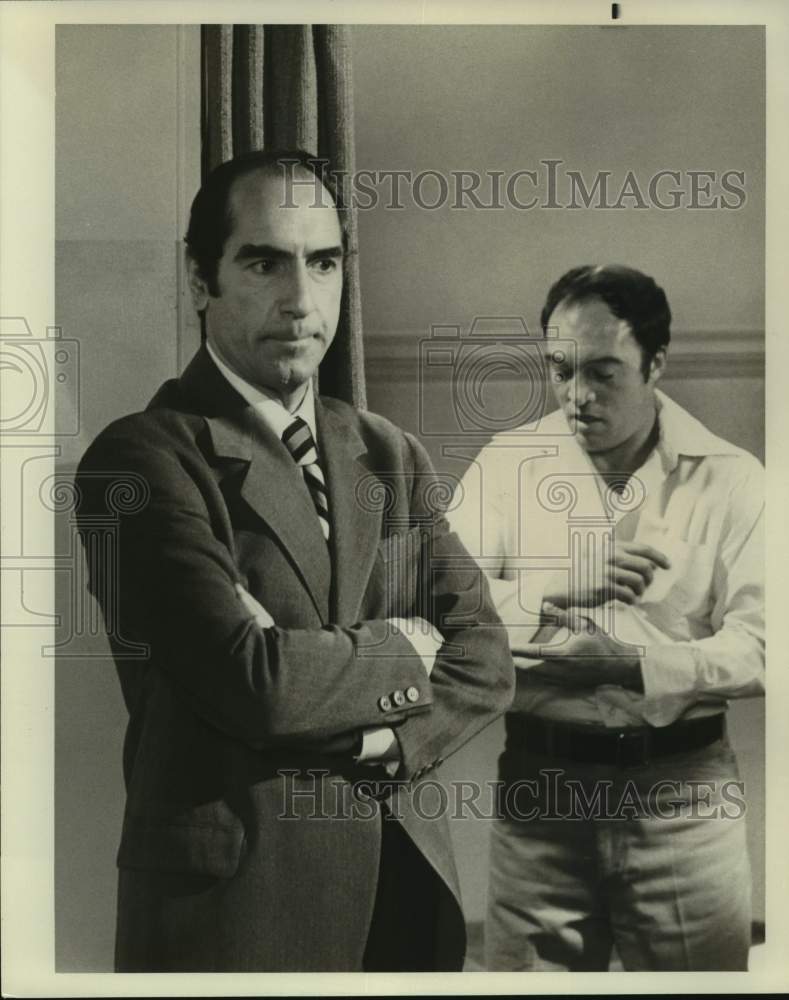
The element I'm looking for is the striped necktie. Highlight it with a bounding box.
[281,417,331,542]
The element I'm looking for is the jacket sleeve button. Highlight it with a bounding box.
[392,689,406,707]
[405,685,420,703]
[378,695,392,712]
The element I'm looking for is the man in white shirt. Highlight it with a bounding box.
[75,150,513,971]
[448,264,764,970]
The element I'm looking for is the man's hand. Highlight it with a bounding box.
[235,583,275,628]
[542,541,671,609]
[512,604,644,691]
[356,727,402,777]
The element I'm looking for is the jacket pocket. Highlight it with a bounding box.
[117,815,245,879]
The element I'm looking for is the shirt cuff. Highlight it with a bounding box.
[387,617,443,676]
[357,727,401,776]
[640,644,699,726]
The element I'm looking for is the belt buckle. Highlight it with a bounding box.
[616,729,649,768]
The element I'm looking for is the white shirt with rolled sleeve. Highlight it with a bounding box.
[446,389,764,728]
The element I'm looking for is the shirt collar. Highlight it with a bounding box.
[530,389,743,476]
[652,388,743,473]
[205,340,318,443]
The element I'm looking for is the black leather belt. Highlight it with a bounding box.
[505,713,725,768]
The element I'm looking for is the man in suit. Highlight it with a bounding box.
[75,150,514,972]
[449,265,764,970]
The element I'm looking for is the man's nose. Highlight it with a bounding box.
[569,376,596,407]
[281,262,313,318]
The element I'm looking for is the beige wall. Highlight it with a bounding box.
[352,25,764,335]
[55,24,201,467]
[55,24,201,970]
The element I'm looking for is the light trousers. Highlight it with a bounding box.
[486,731,753,971]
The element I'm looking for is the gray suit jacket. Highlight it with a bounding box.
[76,345,514,971]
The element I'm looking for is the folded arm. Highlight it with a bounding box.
[77,423,513,776]
[511,472,765,725]
[236,588,439,773]
[76,430,433,752]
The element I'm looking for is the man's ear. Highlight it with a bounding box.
[647,348,667,385]
[186,254,210,312]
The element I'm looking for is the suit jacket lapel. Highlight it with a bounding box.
[316,401,383,625]
[178,346,331,622]
[237,427,331,621]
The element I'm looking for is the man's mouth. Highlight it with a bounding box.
[262,332,322,349]
[570,412,602,425]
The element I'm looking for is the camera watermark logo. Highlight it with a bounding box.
[0,317,80,436]
[1,315,149,658]
[418,316,575,439]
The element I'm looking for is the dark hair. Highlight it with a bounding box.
[540,265,671,377]
[184,149,347,296]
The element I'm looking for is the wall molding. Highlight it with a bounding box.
[364,329,765,383]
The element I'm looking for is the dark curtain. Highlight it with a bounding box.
[201,24,366,408]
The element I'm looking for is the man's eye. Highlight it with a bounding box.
[590,369,614,382]
[249,260,276,274]
[310,257,340,274]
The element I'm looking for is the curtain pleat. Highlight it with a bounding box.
[232,25,265,154]
[264,25,318,155]
[312,25,365,407]
[201,25,233,175]
[201,23,365,407]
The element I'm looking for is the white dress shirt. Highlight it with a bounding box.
[206,340,318,439]
[206,342,439,767]
[447,389,764,728]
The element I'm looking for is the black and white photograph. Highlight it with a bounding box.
[1,0,787,994]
